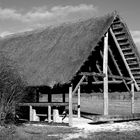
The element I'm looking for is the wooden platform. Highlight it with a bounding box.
[82,113,140,123]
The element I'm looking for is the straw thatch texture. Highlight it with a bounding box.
[0,13,115,87]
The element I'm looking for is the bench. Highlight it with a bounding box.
[17,102,77,122]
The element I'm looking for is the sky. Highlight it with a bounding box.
[0,0,140,46]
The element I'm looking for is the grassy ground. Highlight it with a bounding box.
[1,123,140,140]
[79,95,140,115]
[0,124,78,140]
[73,131,140,140]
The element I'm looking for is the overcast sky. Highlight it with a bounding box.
[0,0,140,46]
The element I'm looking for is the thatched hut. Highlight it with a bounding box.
[0,11,140,122]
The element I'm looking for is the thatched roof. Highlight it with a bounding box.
[0,12,116,87]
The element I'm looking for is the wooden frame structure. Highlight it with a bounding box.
[67,22,138,124]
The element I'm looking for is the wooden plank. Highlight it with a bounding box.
[131,83,135,114]
[48,105,51,123]
[36,114,47,117]
[78,86,81,118]
[109,48,130,91]
[69,86,73,126]
[110,28,139,91]
[83,114,140,123]
[103,32,109,115]
[18,102,69,107]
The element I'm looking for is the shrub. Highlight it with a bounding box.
[0,55,27,125]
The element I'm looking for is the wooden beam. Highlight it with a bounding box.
[103,32,109,115]
[80,72,105,77]
[72,75,85,95]
[18,102,70,107]
[48,105,51,123]
[80,72,132,81]
[82,80,123,85]
[110,28,139,91]
[108,75,132,81]
[131,83,135,114]
[109,48,130,91]
[78,86,81,118]
[96,62,102,74]
[127,80,134,84]
[69,86,73,126]
[95,63,103,92]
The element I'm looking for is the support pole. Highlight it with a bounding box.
[103,32,109,115]
[48,105,51,123]
[29,106,33,121]
[48,94,52,102]
[62,93,65,103]
[78,86,81,118]
[131,83,135,114]
[36,92,39,102]
[69,86,73,126]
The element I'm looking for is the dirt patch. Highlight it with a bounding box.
[62,117,140,140]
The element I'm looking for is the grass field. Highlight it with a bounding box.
[81,94,140,115]
[0,124,77,140]
[1,121,140,140]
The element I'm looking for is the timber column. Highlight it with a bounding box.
[69,86,73,126]
[131,82,135,114]
[103,32,109,115]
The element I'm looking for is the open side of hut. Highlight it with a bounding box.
[0,11,140,120]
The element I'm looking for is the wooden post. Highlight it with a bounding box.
[131,82,135,114]
[103,32,109,115]
[29,106,33,121]
[69,86,73,126]
[78,86,81,118]
[62,93,65,103]
[48,105,51,123]
[36,92,39,102]
[48,94,52,102]
[53,109,59,122]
